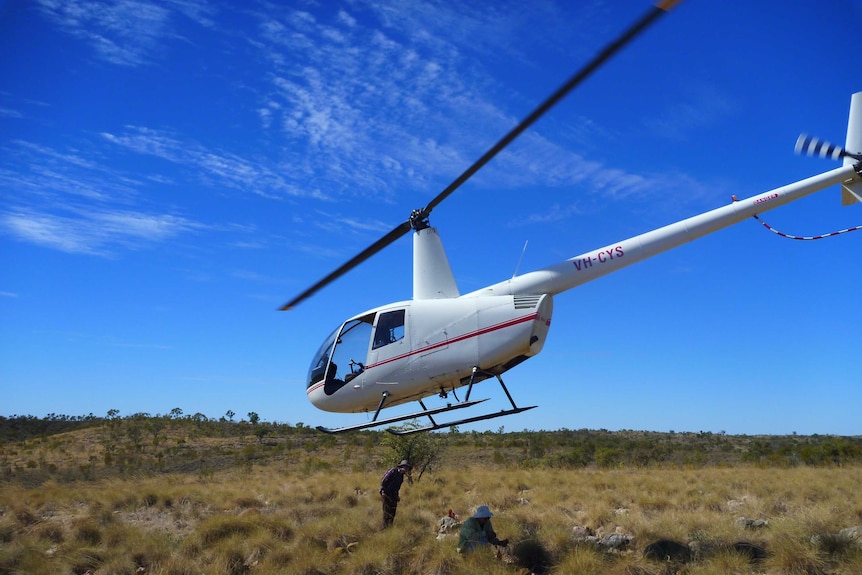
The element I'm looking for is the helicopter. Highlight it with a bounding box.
[281,2,862,435]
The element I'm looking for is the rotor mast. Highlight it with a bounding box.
[413,226,459,299]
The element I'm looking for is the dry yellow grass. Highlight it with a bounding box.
[1,463,860,574]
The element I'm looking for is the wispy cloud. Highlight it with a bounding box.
[18,0,715,259]
[0,138,212,255]
[35,0,171,66]
[644,85,736,141]
[100,126,323,200]
[1,140,142,204]
[30,0,709,217]
[518,203,586,225]
[104,337,173,350]
[320,214,396,235]
[251,3,531,199]
[34,0,215,66]
[247,0,705,216]
[0,131,307,257]
[1,208,203,256]
[0,107,24,119]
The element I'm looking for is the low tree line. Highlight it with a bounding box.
[1,412,859,487]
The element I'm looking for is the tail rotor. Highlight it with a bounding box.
[796,97,862,207]
[795,134,861,162]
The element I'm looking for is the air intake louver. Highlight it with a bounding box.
[513,295,542,309]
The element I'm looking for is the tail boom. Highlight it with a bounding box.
[468,164,858,299]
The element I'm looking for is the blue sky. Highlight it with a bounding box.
[1,0,860,435]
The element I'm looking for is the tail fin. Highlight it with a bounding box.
[842,91,862,205]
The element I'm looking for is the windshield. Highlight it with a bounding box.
[306,326,339,390]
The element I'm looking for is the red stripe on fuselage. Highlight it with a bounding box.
[306,312,538,396]
[308,380,325,394]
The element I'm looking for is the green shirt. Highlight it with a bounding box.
[457,517,501,552]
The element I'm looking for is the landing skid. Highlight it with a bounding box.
[386,405,536,435]
[388,369,536,434]
[315,398,488,434]
[317,368,536,435]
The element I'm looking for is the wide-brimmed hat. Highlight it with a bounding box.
[473,505,493,519]
[398,460,412,469]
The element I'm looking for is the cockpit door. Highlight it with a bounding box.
[307,308,409,397]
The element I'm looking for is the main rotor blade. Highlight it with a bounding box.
[421,0,682,216]
[279,220,412,310]
[281,0,681,310]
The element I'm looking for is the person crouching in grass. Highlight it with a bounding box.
[457,505,508,553]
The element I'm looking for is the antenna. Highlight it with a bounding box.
[513,240,529,278]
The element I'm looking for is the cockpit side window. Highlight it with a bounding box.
[373,309,405,350]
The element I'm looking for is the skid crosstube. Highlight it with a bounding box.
[386,405,537,435]
[315,399,488,434]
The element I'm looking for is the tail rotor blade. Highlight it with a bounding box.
[795,133,855,161]
[795,134,844,160]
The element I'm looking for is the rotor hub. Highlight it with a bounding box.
[409,208,430,231]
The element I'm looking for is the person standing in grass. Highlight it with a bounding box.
[379,459,411,528]
[457,505,509,553]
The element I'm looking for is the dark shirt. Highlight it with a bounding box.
[380,467,404,498]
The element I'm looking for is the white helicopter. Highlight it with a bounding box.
[281,2,862,435]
